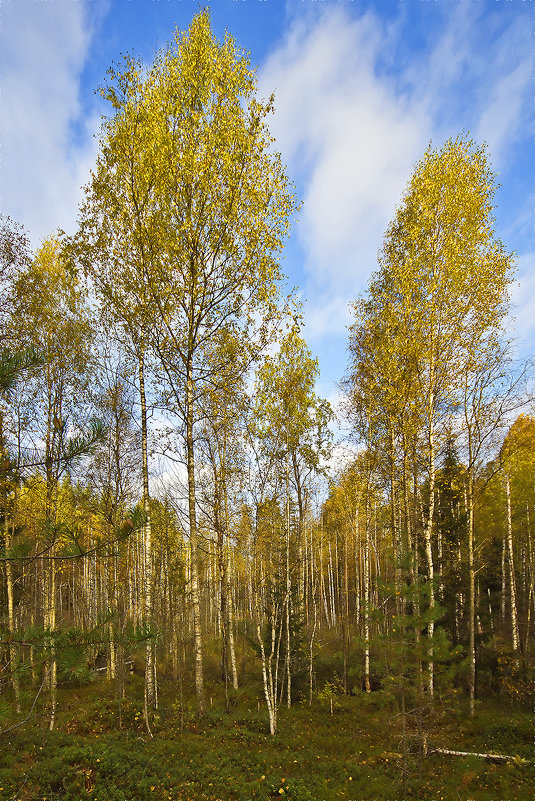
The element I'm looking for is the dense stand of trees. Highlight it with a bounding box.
[0,14,533,739]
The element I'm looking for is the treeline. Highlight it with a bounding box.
[0,12,533,738]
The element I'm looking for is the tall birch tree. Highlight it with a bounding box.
[348,135,515,698]
[74,11,297,715]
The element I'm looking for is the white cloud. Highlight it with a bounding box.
[260,4,531,297]
[260,8,430,294]
[0,0,102,246]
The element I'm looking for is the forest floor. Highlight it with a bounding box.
[0,677,532,801]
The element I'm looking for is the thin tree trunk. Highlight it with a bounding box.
[226,547,239,690]
[343,521,349,693]
[413,461,424,696]
[364,484,371,693]
[45,396,59,732]
[257,621,277,735]
[390,431,402,613]
[139,351,156,734]
[423,417,436,698]
[285,447,292,708]
[6,521,21,713]
[186,355,205,715]
[3,445,21,713]
[525,509,534,657]
[501,530,507,626]
[466,473,476,716]
[214,482,228,686]
[309,580,318,705]
[505,476,520,652]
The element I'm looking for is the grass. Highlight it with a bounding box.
[0,677,532,801]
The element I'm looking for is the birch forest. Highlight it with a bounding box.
[1,11,533,801]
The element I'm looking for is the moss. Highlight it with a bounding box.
[0,684,532,801]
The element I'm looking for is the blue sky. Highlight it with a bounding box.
[1,0,533,418]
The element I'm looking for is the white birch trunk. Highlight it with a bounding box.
[505,477,520,652]
[139,351,156,726]
[285,448,291,708]
[186,357,205,715]
[227,548,239,690]
[467,473,476,716]
[364,491,371,693]
[423,415,436,698]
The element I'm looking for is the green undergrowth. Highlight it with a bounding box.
[0,680,532,801]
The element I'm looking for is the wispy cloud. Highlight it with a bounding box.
[476,55,531,166]
[0,0,102,246]
[411,3,532,164]
[260,8,430,295]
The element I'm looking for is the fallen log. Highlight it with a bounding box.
[430,748,527,764]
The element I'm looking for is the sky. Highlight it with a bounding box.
[1,0,533,423]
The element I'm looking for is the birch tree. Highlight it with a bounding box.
[0,215,33,710]
[74,11,296,715]
[348,135,515,698]
[254,325,332,707]
[499,416,535,654]
[72,47,161,724]
[12,237,95,729]
[197,366,247,699]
